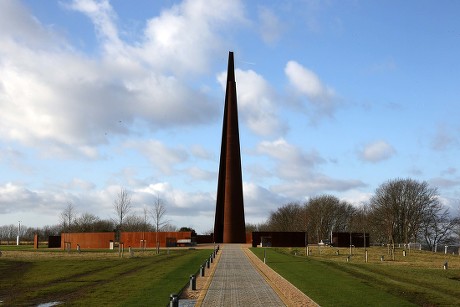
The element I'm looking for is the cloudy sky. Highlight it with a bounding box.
[1,0,459,233]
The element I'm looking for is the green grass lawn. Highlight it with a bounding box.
[251,247,460,306]
[0,247,211,306]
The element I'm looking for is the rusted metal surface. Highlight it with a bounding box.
[61,232,115,249]
[59,232,193,249]
[121,231,192,248]
[214,52,246,243]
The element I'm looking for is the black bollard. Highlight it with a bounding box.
[206,259,210,269]
[210,255,213,263]
[200,265,205,277]
[190,275,196,290]
[169,294,179,307]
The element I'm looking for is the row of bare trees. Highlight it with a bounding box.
[0,187,179,246]
[259,178,460,250]
[60,187,173,235]
[0,224,62,243]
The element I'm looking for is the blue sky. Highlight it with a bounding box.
[1,0,459,233]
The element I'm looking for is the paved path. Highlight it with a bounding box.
[200,244,285,306]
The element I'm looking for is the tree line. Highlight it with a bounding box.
[2,179,459,251]
[0,187,183,244]
[249,178,460,251]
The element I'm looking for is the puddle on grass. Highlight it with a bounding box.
[37,302,62,307]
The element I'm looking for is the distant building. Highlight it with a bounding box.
[251,232,308,248]
[60,231,192,249]
[332,232,370,248]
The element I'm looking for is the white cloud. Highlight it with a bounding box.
[190,145,214,160]
[0,180,217,232]
[66,178,97,191]
[133,0,246,75]
[186,166,215,181]
[0,183,39,214]
[339,190,373,206]
[243,182,287,217]
[0,182,78,217]
[271,176,366,199]
[358,140,396,163]
[0,1,66,49]
[431,124,457,151]
[257,7,284,44]
[218,68,287,136]
[68,0,121,51]
[253,138,365,198]
[441,167,457,176]
[1,0,247,158]
[429,177,460,189]
[134,182,216,232]
[125,140,189,175]
[256,138,324,179]
[285,60,338,120]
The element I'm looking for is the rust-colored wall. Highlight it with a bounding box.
[34,234,39,249]
[246,232,252,244]
[121,232,192,248]
[60,232,193,249]
[61,232,115,249]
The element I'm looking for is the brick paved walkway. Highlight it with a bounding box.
[200,244,285,306]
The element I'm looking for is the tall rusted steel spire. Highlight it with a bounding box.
[213,51,246,243]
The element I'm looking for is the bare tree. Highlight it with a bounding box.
[267,202,304,232]
[162,223,178,232]
[74,213,99,232]
[420,204,457,251]
[123,215,146,232]
[304,195,356,243]
[369,178,439,247]
[113,187,132,242]
[141,206,149,250]
[60,202,76,232]
[150,195,169,254]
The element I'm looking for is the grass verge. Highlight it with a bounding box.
[0,248,211,306]
[251,247,460,306]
